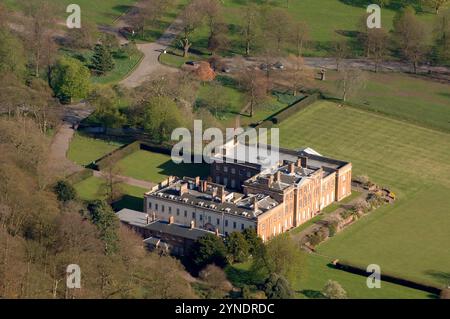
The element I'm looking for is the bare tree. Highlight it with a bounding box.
[99,155,124,204]
[238,68,269,117]
[22,0,58,77]
[283,55,315,96]
[291,21,309,58]
[422,0,448,14]
[241,4,261,56]
[332,39,349,72]
[367,28,389,72]
[179,0,205,57]
[263,8,293,53]
[337,67,367,103]
[393,7,429,73]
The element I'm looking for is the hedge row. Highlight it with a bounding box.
[270,93,321,125]
[67,168,94,184]
[96,141,141,171]
[333,259,443,295]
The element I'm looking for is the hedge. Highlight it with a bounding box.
[67,168,94,184]
[269,93,321,125]
[96,141,141,171]
[333,259,443,295]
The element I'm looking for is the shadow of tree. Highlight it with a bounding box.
[300,289,326,299]
[425,270,450,286]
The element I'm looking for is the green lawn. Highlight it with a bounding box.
[3,0,137,25]
[321,71,450,133]
[74,175,146,211]
[115,150,210,183]
[276,100,450,287]
[68,133,123,166]
[226,254,432,299]
[91,51,143,85]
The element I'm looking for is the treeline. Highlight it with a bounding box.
[0,117,196,298]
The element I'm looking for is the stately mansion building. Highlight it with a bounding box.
[142,142,352,242]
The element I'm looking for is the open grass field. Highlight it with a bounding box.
[227,254,432,299]
[275,100,450,287]
[74,175,147,211]
[187,0,442,57]
[321,71,450,132]
[3,0,136,25]
[115,150,210,183]
[67,133,124,166]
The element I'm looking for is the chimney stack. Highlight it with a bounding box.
[190,220,195,229]
[179,182,188,196]
[195,176,200,187]
[268,175,274,186]
[200,180,208,192]
[215,228,220,237]
[146,214,150,225]
[253,196,258,213]
[275,171,281,182]
[169,216,174,224]
[289,163,295,174]
[300,156,308,168]
[217,186,226,203]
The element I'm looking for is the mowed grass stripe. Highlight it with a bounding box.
[276,100,450,286]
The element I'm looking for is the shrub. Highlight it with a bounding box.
[322,280,347,299]
[328,220,339,237]
[53,180,77,202]
[264,273,295,299]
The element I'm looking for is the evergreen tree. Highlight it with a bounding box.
[53,180,77,203]
[87,200,119,255]
[264,273,295,299]
[91,44,115,75]
[191,234,228,270]
[226,232,250,263]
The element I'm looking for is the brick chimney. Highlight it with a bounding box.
[253,196,258,213]
[200,180,208,192]
[190,220,195,229]
[179,182,188,196]
[169,216,174,224]
[300,156,308,168]
[217,186,226,203]
[289,163,295,174]
[296,158,302,167]
[215,228,220,237]
[146,213,150,225]
[275,171,281,182]
[267,175,274,186]
[195,176,200,187]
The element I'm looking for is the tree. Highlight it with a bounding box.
[432,9,450,65]
[199,264,232,298]
[191,233,228,270]
[322,280,348,299]
[291,21,309,58]
[241,4,261,56]
[0,28,26,77]
[393,7,429,73]
[332,39,349,72]
[283,55,315,96]
[50,56,91,103]
[53,180,77,203]
[99,154,124,204]
[87,200,120,255]
[422,0,448,14]
[91,44,115,75]
[264,273,295,299]
[367,28,389,72]
[242,228,263,256]
[200,81,227,117]
[263,8,293,53]
[226,232,250,263]
[89,87,126,133]
[142,96,184,143]
[179,0,205,57]
[195,61,216,82]
[22,0,58,77]
[252,234,305,285]
[238,68,269,117]
[65,21,99,49]
[337,67,367,102]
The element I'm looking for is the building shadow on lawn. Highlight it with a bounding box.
[424,270,450,287]
[112,195,144,212]
[157,160,210,179]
